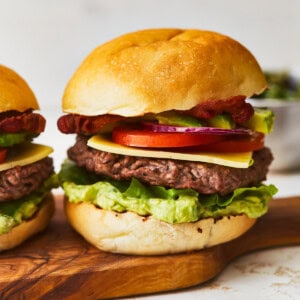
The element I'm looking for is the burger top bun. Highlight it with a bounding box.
[0,65,39,112]
[62,28,267,117]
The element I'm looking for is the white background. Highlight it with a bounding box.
[0,1,299,299]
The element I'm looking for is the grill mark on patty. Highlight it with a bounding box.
[67,135,273,196]
[0,157,54,202]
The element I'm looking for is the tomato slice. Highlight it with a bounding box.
[0,148,7,163]
[112,126,264,152]
[183,132,265,153]
[112,126,229,148]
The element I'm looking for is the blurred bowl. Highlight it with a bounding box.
[248,99,300,172]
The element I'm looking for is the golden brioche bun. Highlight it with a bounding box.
[0,65,39,112]
[65,198,256,255]
[0,194,54,252]
[62,28,267,117]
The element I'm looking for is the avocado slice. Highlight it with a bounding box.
[0,132,38,147]
[244,108,274,134]
[152,108,274,134]
[155,111,205,127]
[207,114,235,129]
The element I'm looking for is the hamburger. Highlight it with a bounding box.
[57,29,277,255]
[0,65,58,251]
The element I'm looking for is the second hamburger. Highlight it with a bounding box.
[0,65,58,251]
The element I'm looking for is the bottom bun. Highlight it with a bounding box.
[65,198,256,255]
[0,193,55,251]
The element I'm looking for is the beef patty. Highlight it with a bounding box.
[0,157,54,202]
[68,135,273,196]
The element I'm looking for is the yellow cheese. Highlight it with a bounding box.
[0,143,53,172]
[88,135,253,168]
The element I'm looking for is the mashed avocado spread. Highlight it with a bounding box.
[0,174,59,235]
[59,160,277,224]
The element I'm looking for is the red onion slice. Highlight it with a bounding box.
[142,122,252,135]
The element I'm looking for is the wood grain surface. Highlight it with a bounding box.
[0,195,299,299]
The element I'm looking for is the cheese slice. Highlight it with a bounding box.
[88,135,253,168]
[0,143,53,172]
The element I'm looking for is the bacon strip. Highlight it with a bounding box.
[185,96,254,124]
[0,110,46,134]
[57,114,125,134]
[57,96,254,135]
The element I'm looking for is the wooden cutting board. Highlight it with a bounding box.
[0,195,299,299]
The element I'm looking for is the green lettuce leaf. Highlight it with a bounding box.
[0,174,59,235]
[59,160,277,224]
